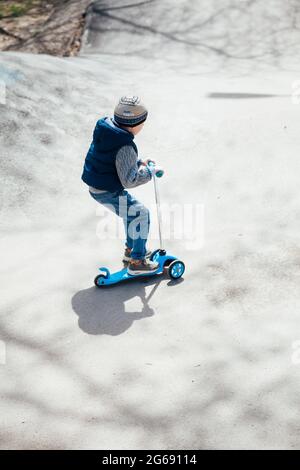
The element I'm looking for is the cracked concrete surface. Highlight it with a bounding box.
[1,0,300,449]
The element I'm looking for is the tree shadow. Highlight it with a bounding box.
[85,0,300,69]
[72,273,184,336]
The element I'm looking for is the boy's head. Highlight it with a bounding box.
[114,96,148,135]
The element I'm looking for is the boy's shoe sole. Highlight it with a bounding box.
[123,250,152,263]
[127,264,159,276]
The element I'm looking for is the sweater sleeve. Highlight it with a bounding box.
[115,145,152,188]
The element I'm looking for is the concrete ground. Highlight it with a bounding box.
[1,0,300,449]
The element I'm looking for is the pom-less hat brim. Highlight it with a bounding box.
[114,112,148,127]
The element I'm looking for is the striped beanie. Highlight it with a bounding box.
[114,96,148,127]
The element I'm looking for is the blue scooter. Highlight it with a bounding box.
[94,163,185,287]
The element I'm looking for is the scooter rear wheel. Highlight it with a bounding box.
[94,274,106,287]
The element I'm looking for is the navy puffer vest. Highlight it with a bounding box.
[82,117,137,191]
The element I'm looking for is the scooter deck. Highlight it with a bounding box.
[104,265,163,284]
[96,253,178,286]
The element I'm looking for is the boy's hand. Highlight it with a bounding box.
[140,158,156,166]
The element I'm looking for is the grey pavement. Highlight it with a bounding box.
[1,0,300,449]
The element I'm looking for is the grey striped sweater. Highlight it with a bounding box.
[89,145,152,194]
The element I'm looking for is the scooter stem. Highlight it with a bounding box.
[153,172,163,251]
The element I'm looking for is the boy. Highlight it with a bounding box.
[82,95,159,275]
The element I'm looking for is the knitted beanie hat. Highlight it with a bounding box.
[114,96,148,127]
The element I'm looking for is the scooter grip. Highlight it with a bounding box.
[155,168,164,178]
[148,162,164,178]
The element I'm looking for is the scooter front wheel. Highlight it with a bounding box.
[168,260,185,280]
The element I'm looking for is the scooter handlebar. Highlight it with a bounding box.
[147,161,164,178]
